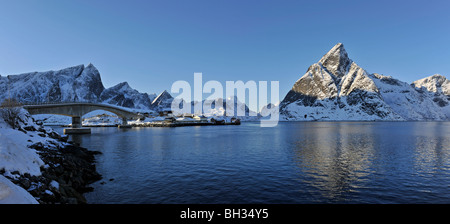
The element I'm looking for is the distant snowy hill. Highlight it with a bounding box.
[411,74,450,118]
[151,90,174,111]
[193,96,259,121]
[280,43,450,121]
[100,82,156,110]
[0,64,167,112]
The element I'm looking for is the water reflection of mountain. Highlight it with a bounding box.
[286,122,450,203]
[289,122,376,201]
[413,122,450,176]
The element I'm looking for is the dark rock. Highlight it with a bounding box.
[24,126,37,132]
[19,178,31,189]
[380,77,402,86]
[280,90,318,108]
[47,131,61,140]
[433,97,448,107]
[24,142,103,204]
[29,142,44,150]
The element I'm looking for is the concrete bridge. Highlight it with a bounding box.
[23,102,143,134]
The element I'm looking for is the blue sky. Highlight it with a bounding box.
[1,0,449,97]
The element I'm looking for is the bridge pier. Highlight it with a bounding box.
[118,117,132,128]
[72,116,82,128]
[64,116,91,134]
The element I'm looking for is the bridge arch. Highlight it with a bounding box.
[23,103,143,128]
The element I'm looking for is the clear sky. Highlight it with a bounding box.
[1,0,449,98]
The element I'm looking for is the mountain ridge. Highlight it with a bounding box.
[1,45,449,121]
[280,43,450,121]
[0,64,169,112]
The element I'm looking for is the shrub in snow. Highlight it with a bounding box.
[0,98,22,129]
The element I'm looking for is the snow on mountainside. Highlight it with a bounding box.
[2,52,449,121]
[371,73,448,120]
[411,74,450,118]
[280,43,450,121]
[100,82,156,110]
[151,90,173,111]
[195,96,259,121]
[0,64,167,112]
[412,74,450,95]
[0,64,103,103]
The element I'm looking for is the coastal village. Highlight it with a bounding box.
[132,110,241,127]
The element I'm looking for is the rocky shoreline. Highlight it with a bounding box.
[2,142,102,204]
[0,108,104,204]
[1,126,102,204]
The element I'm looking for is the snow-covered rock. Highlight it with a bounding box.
[411,74,450,118]
[100,82,156,110]
[31,114,71,126]
[151,90,174,111]
[72,63,105,102]
[0,64,104,103]
[1,108,102,204]
[0,109,64,176]
[412,74,450,95]
[280,43,449,121]
[0,109,58,204]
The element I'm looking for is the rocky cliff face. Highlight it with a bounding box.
[411,74,450,118]
[150,90,174,111]
[280,43,450,121]
[100,82,156,110]
[0,64,104,103]
[0,64,170,112]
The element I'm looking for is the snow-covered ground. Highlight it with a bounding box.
[33,110,127,126]
[0,175,38,204]
[0,109,68,204]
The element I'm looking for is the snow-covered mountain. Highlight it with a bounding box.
[100,82,156,110]
[0,64,168,112]
[195,96,259,121]
[411,74,450,118]
[280,43,450,121]
[0,64,104,103]
[2,48,449,121]
[151,90,174,111]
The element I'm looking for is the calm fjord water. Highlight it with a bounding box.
[56,122,450,203]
